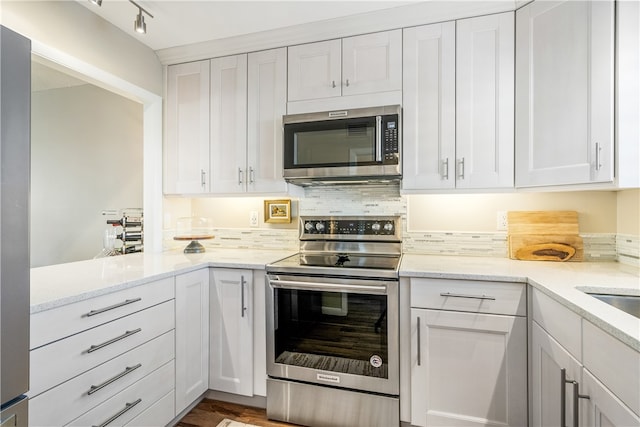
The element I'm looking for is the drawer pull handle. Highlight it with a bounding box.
[439,292,496,301]
[87,328,142,353]
[87,363,142,395]
[92,398,142,427]
[416,316,422,366]
[85,298,142,317]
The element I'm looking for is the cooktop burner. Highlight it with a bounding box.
[267,215,403,279]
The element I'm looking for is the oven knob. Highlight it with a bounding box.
[315,222,325,232]
[371,223,381,232]
[304,222,315,232]
[384,223,394,232]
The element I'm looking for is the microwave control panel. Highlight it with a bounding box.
[382,115,399,164]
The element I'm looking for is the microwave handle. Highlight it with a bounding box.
[376,115,382,162]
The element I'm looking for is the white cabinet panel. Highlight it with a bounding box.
[582,369,640,427]
[287,39,341,101]
[531,321,583,427]
[175,269,209,414]
[247,48,288,194]
[411,308,527,427]
[209,269,254,396]
[456,12,514,189]
[402,22,456,190]
[165,60,210,194]
[342,29,402,96]
[515,0,614,187]
[210,54,248,194]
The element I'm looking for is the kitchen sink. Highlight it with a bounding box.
[586,293,640,319]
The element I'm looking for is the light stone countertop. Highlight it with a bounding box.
[30,249,295,314]
[400,254,640,351]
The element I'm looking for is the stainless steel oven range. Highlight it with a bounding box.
[266,216,402,427]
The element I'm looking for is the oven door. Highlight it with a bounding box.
[266,273,399,396]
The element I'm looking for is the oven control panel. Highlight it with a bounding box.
[300,216,401,240]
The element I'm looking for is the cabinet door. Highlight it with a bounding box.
[247,48,288,194]
[209,54,248,193]
[210,269,253,396]
[165,60,210,194]
[342,29,402,96]
[515,1,614,187]
[402,22,456,190]
[287,39,341,101]
[411,308,527,427]
[175,269,209,414]
[531,321,583,427]
[456,12,514,189]
[581,369,640,427]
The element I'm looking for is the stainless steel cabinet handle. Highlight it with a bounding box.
[238,168,244,185]
[241,276,247,318]
[376,115,383,162]
[416,316,422,367]
[85,298,142,317]
[332,80,336,88]
[457,157,465,179]
[442,158,449,180]
[92,398,142,427]
[249,167,255,184]
[87,328,142,353]
[572,380,590,427]
[595,142,602,171]
[560,368,579,427]
[345,78,350,87]
[87,363,142,395]
[201,169,206,187]
[439,292,496,301]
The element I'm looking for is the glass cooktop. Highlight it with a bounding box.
[267,253,401,279]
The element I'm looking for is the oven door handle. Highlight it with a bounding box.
[269,279,387,295]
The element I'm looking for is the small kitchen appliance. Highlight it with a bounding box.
[282,105,401,185]
[266,215,402,427]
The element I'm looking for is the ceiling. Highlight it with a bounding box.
[77,0,416,51]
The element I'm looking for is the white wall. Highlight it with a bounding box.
[1,0,162,97]
[31,84,143,267]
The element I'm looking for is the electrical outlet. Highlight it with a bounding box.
[249,211,259,227]
[497,211,508,231]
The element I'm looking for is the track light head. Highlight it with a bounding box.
[134,10,146,34]
[89,0,102,6]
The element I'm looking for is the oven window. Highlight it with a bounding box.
[274,288,388,379]
[284,117,377,168]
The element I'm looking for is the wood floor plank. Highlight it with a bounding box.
[177,399,297,427]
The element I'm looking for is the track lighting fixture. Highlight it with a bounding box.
[130,0,153,34]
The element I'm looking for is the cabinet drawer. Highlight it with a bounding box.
[31,277,174,349]
[31,300,175,397]
[531,288,582,361]
[125,390,175,427]
[583,320,640,416]
[30,331,174,426]
[410,278,526,316]
[66,360,175,427]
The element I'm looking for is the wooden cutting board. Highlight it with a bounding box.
[507,211,583,262]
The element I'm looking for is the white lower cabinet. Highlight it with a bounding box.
[581,369,640,427]
[409,278,527,427]
[209,268,254,396]
[175,269,210,414]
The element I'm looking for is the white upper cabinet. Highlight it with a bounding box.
[246,48,288,194]
[402,22,456,190]
[165,60,210,194]
[288,29,402,102]
[403,12,514,191]
[515,0,615,187]
[456,12,514,189]
[209,54,248,194]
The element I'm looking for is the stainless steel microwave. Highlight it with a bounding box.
[282,105,401,185]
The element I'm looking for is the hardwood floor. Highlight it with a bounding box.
[177,399,297,427]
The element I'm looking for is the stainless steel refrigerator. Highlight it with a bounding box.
[0,25,31,427]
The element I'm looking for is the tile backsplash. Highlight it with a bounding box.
[162,184,636,266]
